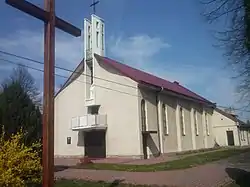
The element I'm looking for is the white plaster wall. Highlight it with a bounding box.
[192,104,206,149]
[178,99,193,151]
[94,58,142,157]
[212,110,240,146]
[206,110,216,148]
[139,88,160,157]
[239,129,249,146]
[160,94,178,153]
[54,74,87,157]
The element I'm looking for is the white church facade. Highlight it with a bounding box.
[54,14,249,159]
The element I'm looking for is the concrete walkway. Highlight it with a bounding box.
[55,152,250,187]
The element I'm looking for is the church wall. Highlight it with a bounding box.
[192,103,206,149]
[205,107,216,148]
[159,94,179,153]
[178,98,194,151]
[54,74,86,157]
[94,57,142,158]
[138,88,160,158]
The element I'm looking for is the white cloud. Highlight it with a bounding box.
[0,30,83,70]
[0,29,83,91]
[108,34,170,66]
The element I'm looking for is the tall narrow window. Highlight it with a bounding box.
[90,65,93,85]
[205,112,209,135]
[101,33,104,50]
[101,24,104,50]
[96,31,99,47]
[180,107,185,135]
[162,104,169,135]
[141,99,146,132]
[194,110,199,135]
[88,35,91,49]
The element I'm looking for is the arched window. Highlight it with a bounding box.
[141,99,146,131]
[162,104,169,135]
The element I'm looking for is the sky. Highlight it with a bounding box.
[0,0,248,119]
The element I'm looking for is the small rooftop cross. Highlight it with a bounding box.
[90,0,100,14]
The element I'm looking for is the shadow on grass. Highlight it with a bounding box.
[55,179,136,187]
[54,165,69,172]
[109,179,125,187]
[226,168,250,187]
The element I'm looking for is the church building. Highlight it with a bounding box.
[54,13,244,159]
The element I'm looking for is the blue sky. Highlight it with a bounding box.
[0,0,247,119]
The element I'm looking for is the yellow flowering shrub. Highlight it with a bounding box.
[0,127,42,187]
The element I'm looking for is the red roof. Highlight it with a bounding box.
[95,54,214,105]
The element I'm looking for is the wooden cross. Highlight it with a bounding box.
[90,0,100,14]
[5,1,81,187]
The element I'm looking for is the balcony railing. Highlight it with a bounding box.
[71,114,107,131]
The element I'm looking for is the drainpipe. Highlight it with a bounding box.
[156,87,164,155]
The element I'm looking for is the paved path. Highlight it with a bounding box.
[55,153,185,166]
[55,152,250,187]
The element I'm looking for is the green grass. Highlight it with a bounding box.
[55,179,163,187]
[175,146,222,156]
[72,148,250,172]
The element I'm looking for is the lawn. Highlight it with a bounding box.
[71,147,250,172]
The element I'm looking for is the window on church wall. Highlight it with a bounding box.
[101,24,104,50]
[205,112,209,135]
[89,65,93,85]
[194,110,199,135]
[88,35,91,49]
[88,25,91,33]
[101,33,104,50]
[180,107,185,135]
[141,99,146,132]
[96,31,99,47]
[162,104,169,135]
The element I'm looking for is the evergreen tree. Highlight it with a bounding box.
[0,66,42,144]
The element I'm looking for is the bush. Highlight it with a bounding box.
[0,127,42,187]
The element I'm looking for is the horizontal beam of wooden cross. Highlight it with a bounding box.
[6,0,81,37]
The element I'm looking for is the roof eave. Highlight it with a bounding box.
[138,81,215,107]
[54,59,84,97]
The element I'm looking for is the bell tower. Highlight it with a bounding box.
[83,9,105,101]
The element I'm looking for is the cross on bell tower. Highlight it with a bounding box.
[90,0,99,14]
[84,1,105,101]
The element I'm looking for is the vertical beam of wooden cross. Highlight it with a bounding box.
[43,0,55,186]
[90,0,99,14]
[5,1,81,187]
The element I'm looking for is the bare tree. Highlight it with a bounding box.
[201,0,250,108]
[2,66,42,108]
